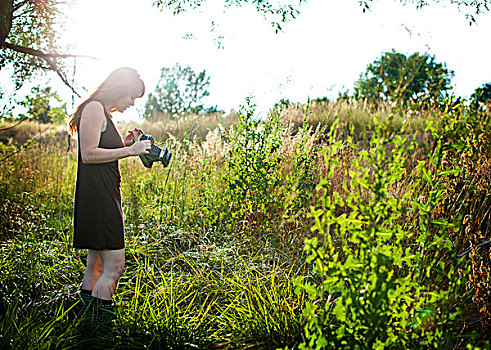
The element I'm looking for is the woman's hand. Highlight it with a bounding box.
[124,128,144,147]
[128,140,152,156]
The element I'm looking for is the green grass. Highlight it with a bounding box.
[0,100,489,348]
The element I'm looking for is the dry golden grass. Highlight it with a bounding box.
[117,112,238,142]
[278,99,431,139]
[0,120,51,144]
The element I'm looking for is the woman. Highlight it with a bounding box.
[67,67,151,327]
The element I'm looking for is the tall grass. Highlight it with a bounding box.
[0,101,489,348]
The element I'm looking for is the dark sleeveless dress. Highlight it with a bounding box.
[73,108,125,250]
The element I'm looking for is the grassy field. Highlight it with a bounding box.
[0,100,490,349]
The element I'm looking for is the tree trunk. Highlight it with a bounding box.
[0,0,13,46]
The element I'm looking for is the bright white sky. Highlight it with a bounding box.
[43,0,491,120]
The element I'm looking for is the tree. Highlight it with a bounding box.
[144,63,210,118]
[470,82,491,110]
[154,0,491,30]
[0,0,79,94]
[360,0,491,23]
[18,85,66,124]
[353,50,454,106]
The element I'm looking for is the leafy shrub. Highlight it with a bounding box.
[224,99,285,230]
[295,118,465,349]
[190,99,288,237]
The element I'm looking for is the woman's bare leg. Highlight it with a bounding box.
[81,250,102,291]
[91,249,125,300]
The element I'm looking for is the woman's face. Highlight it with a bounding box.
[112,79,144,113]
[114,94,138,113]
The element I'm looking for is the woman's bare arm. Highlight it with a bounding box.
[79,101,150,164]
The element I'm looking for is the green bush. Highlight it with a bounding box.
[295,117,466,349]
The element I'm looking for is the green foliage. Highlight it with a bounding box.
[1,0,65,90]
[152,0,307,33]
[282,109,322,217]
[354,50,454,107]
[189,98,287,236]
[224,99,284,226]
[360,0,491,23]
[295,116,466,348]
[144,63,210,119]
[1,99,489,348]
[18,85,67,124]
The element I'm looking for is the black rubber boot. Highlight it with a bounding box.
[84,297,115,334]
[80,289,93,307]
[73,289,92,319]
[77,295,115,335]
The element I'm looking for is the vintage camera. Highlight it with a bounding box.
[139,134,171,168]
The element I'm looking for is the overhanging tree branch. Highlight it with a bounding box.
[13,0,28,12]
[361,0,491,22]
[0,116,27,132]
[2,42,91,97]
[2,42,92,59]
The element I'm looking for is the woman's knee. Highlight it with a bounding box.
[107,260,125,281]
[100,249,125,281]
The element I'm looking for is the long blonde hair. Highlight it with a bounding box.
[67,67,145,136]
